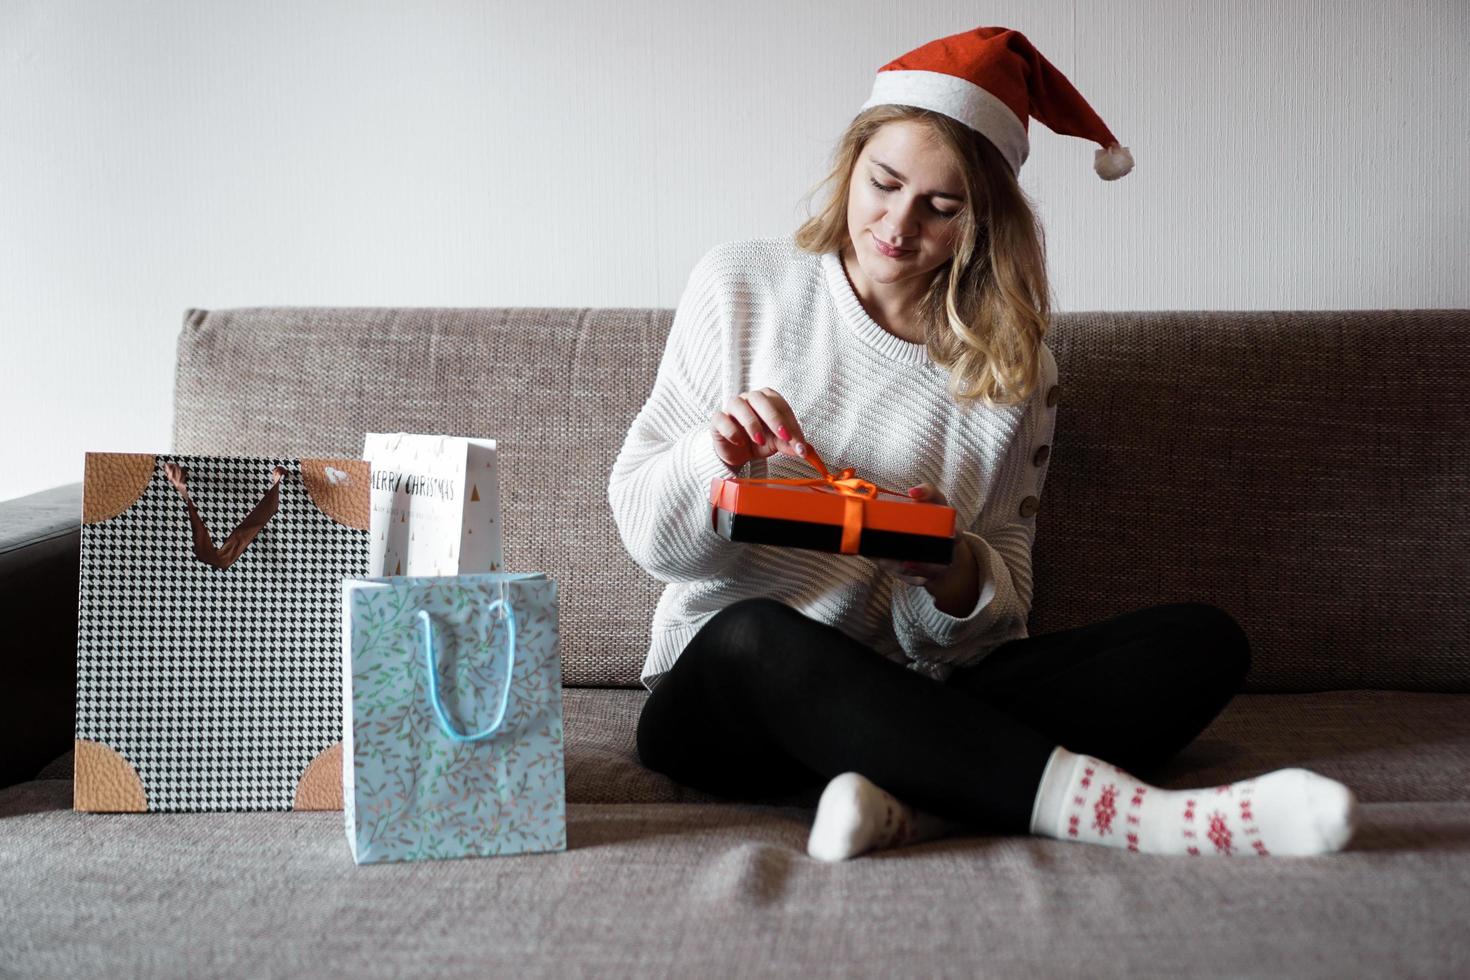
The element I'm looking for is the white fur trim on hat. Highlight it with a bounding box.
[861,69,1030,175]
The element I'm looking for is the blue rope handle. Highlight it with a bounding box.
[416,597,517,743]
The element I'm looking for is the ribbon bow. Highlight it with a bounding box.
[736,445,910,555]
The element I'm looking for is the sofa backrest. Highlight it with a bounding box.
[174,306,1470,693]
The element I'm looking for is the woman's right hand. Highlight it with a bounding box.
[710,387,809,471]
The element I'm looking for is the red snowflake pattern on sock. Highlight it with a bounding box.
[1093,784,1119,835]
[1065,761,1099,840]
[1207,811,1234,855]
[1126,785,1146,851]
[1239,786,1268,855]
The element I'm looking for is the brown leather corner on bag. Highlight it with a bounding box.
[73,739,147,812]
[83,453,156,524]
[299,459,371,530]
[293,741,344,810]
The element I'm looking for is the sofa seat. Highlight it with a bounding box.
[2,791,1468,976]
[5,689,1469,976]
[26,688,1470,807]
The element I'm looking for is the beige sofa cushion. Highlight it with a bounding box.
[4,772,1468,976]
[173,307,1470,691]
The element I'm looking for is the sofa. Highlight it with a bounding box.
[3,304,1468,977]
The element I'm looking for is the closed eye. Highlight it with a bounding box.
[869,178,960,219]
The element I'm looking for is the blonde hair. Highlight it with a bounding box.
[794,105,1052,410]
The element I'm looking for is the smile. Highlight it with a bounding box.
[872,232,912,258]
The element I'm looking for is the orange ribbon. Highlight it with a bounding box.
[736,446,910,555]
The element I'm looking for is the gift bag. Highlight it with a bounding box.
[710,445,956,563]
[362,432,504,576]
[341,571,565,864]
[74,453,370,812]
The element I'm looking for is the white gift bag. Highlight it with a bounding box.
[363,433,505,576]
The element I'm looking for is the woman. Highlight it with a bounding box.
[607,25,1357,861]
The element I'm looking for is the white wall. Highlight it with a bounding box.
[2,0,1466,502]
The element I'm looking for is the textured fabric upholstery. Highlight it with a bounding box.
[173,307,1470,691]
[6,743,1470,977]
[11,687,1470,975]
[31,688,1470,807]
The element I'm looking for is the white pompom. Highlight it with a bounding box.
[1094,142,1134,180]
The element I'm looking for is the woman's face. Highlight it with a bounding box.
[844,120,968,289]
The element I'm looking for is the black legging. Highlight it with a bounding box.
[636,597,1252,834]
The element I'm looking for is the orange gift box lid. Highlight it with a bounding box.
[707,447,954,539]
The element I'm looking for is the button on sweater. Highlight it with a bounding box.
[607,235,1058,692]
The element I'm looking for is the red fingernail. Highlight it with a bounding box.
[753,431,764,445]
[908,487,921,497]
[778,425,790,440]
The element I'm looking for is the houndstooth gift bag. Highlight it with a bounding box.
[74,452,370,812]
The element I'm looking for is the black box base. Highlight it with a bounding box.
[713,508,955,563]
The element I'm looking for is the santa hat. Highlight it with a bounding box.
[859,26,1135,181]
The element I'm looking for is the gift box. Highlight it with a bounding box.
[709,446,955,564]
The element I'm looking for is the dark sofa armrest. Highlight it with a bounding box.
[0,483,81,788]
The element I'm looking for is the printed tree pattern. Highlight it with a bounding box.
[344,574,566,863]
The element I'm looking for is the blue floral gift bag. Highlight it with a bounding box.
[340,571,565,864]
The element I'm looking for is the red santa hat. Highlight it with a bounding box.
[859,25,1135,181]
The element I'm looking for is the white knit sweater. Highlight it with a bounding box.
[607,235,1058,692]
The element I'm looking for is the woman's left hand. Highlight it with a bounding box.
[873,483,966,588]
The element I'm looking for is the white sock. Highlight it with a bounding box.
[1029,746,1358,857]
[807,772,962,862]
